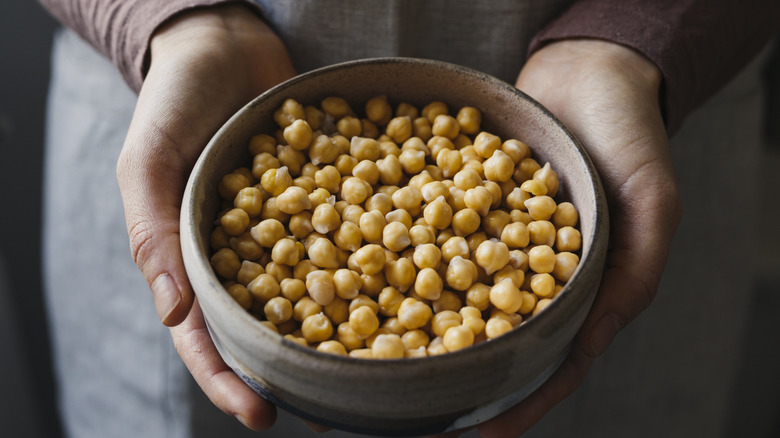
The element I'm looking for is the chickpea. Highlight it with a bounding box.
[493,265,525,289]
[335,154,359,176]
[337,322,364,351]
[552,202,579,228]
[524,195,557,221]
[309,203,340,234]
[306,237,340,269]
[283,119,313,150]
[236,260,264,286]
[500,222,531,249]
[349,348,374,359]
[456,106,481,135]
[500,139,529,163]
[313,165,340,195]
[341,177,373,205]
[371,334,405,359]
[513,157,542,184]
[443,325,475,352]
[409,224,436,246]
[464,186,492,217]
[333,221,362,252]
[341,204,365,224]
[528,220,557,246]
[233,186,265,218]
[350,159,380,186]
[230,232,264,261]
[412,117,433,142]
[260,166,293,197]
[288,212,314,239]
[451,208,481,236]
[301,313,334,344]
[465,283,491,311]
[431,310,462,338]
[317,340,347,356]
[248,133,277,156]
[440,236,469,264]
[263,296,293,325]
[337,116,362,138]
[247,273,280,303]
[391,185,423,213]
[218,171,251,201]
[250,218,286,248]
[414,267,443,301]
[402,329,430,351]
[421,101,448,122]
[553,251,579,282]
[505,187,532,210]
[533,162,559,197]
[276,186,312,215]
[460,306,486,334]
[474,240,510,275]
[376,154,404,186]
[412,243,441,270]
[556,226,582,252]
[432,290,462,313]
[365,95,393,125]
[220,208,250,236]
[210,226,231,251]
[431,114,460,139]
[530,273,556,298]
[386,116,413,143]
[397,297,433,330]
[353,244,386,275]
[427,337,448,356]
[319,96,351,118]
[483,150,515,182]
[359,210,386,244]
[304,270,336,306]
[379,140,401,158]
[349,305,380,339]
[483,210,511,238]
[473,131,501,159]
[260,197,291,223]
[382,221,411,252]
[444,255,477,291]
[395,102,419,119]
[398,148,427,175]
[420,181,449,204]
[485,317,514,340]
[226,283,252,309]
[279,277,306,302]
[452,168,482,191]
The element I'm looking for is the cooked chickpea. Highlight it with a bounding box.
[218,171,251,201]
[482,210,511,238]
[349,305,380,339]
[398,148,426,175]
[306,237,340,269]
[386,209,414,230]
[230,232,264,260]
[451,208,481,237]
[336,322,364,351]
[456,106,481,134]
[464,186,492,217]
[376,154,404,186]
[524,195,557,221]
[430,114,460,139]
[340,177,372,205]
[410,243,440,270]
[445,256,478,291]
[493,265,525,289]
[528,245,556,274]
[474,240,510,275]
[485,317,513,339]
[233,187,264,218]
[341,204,365,224]
[473,131,501,159]
[220,208,250,236]
[317,340,347,356]
[533,162,559,197]
[442,325,474,352]
[226,283,252,309]
[288,212,314,239]
[279,277,306,302]
[397,297,433,330]
[309,203,340,234]
[414,267,443,301]
[260,166,293,197]
[483,150,515,182]
[553,252,579,282]
[465,283,490,311]
[513,157,542,184]
[301,313,334,343]
[305,270,336,306]
[236,260,264,286]
[283,119,313,150]
[247,273,280,303]
[333,221,362,252]
[527,220,557,246]
[500,222,531,249]
[505,187,532,210]
[359,210,386,244]
[365,95,393,125]
[276,186,312,215]
[264,296,293,325]
[489,278,523,313]
[433,290,462,313]
[440,236,469,264]
[378,221,409,253]
[334,154,358,176]
[556,226,582,252]
[552,202,579,228]
[248,133,277,156]
[371,334,405,359]
[386,116,413,143]
[530,273,556,298]
[336,116,362,138]
[250,218,286,248]
[353,244,386,275]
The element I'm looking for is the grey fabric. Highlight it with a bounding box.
[41,2,778,438]
[43,29,190,438]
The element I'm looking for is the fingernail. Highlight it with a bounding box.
[235,414,249,428]
[590,314,621,357]
[152,274,181,323]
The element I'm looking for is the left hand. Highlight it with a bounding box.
[433,39,682,437]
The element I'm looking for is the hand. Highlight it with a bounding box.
[115,4,296,429]
[468,40,682,437]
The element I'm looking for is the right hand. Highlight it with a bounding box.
[115,4,296,429]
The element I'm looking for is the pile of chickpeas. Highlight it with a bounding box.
[209,95,582,359]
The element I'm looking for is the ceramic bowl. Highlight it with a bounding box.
[180,57,608,436]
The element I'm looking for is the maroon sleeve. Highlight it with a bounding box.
[528,0,780,135]
[37,0,262,93]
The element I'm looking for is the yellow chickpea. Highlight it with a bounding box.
[305,270,336,306]
[401,329,430,351]
[421,196,451,230]
[337,116,362,138]
[473,131,501,159]
[474,240,510,275]
[260,166,293,197]
[513,157,542,184]
[249,218,286,248]
[211,247,241,280]
[520,178,548,197]
[248,133,277,156]
[287,212,313,239]
[341,204,365,224]
[283,119,313,150]
[489,278,523,313]
[464,186,492,217]
[279,277,306,302]
[317,340,348,356]
[553,252,580,282]
[485,317,514,340]
[371,333,405,359]
[336,322,364,351]
[528,220,557,247]
[431,310,462,338]
[414,267,443,301]
[379,221,410,252]
[264,296,293,325]
[210,226,231,251]
[530,273,556,298]
[229,232,264,261]
[218,171,251,201]
[353,244,387,275]
[270,238,300,266]
[333,221,362,252]
[510,209,533,225]
[431,114,460,139]
[500,139,529,163]
[500,222,531,249]
[493,265,525,289]
[432,290,462,313]
[220,208,250,236]
[556,226,582,252]
[233,187,264,218]
[306,237,340,269]
[334,154,358,176]
[524,195,557,221]
[386,116,413,143]
[340,177,373,205]
[505,187,532,210]
[482,210,511,239]
[301,312,334,343]
[236,260,264,286]
[398,148,427,175]
[456,106,481,135]
[226,283,252,309]
[408,224,436,246]
[528,245,556,274]
[309,203,340,234]
[450,208,481,237]
[397,297,433,330]
[411,243,440,270]
[483,150,515,182]
[465,283,491,311]
[276,186,312,215]
[552,202,579,228]
[359,210,386,244]
[376,154,404,186]
[445,255,478,291]
[391,185,423,213]
[427,337,448,356]
[533,162,559,197]
[443,325,475,352]
[349,305,380,339]
[247,273,281,303]
[365,95,393,125]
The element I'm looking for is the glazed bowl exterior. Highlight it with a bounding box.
[180,58,608,436]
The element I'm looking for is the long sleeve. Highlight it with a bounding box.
[528,0,780,134]
[37,0,262,93]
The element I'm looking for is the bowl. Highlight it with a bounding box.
[180,57,608,436]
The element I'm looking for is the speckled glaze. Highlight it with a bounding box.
[180,58,609,436]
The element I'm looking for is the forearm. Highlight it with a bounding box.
[37,0,263,92]
[529,0,780,134]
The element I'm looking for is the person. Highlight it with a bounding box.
[36,1,780,437]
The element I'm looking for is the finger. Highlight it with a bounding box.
[170,299,277,430]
